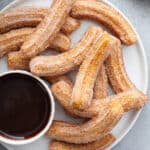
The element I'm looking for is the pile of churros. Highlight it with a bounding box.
[0,0,149,149]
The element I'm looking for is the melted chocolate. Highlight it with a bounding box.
[0,73,50,140]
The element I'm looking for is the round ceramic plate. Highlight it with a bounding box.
[1,0,148,150]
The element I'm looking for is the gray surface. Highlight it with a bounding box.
[0,0,13,8]
[0,0,150,150]
[0,145,7,150]
[111,0,150,150]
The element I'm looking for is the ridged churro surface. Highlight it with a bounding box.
[1,28,70,59]
[51,75,109,118]
[47,101,123,144]
[30,27,103,76]
[51,77,148,119]
[88,89,148,113]
[7,51,30,70]
[21,0,73,58]
[93,65,108,99]
[0,7,80,34]
[45,75,71,84]
[0,28,33,57]
[61,16,80,35]
[50,133,115,150]
[7,31,71,70]
[71,0,137,45]
[71,32,118,110]
[105,47,135,93]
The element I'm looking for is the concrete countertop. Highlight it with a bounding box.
[0,0,150,150]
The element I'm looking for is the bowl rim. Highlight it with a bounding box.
[0,70,55,145]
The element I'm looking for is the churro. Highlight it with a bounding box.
[93,65,108,99]
[47,101,123,144]
[51,78,148,117]
[7,31,70,69]
[0,28,70,58]
[50,133,115,150]
[7,51,29,70]
[50,33,71,52]
[0,28,33,58]
[50,69,108,118]
[0,7,80,34]
[0,0,149,147]
[61,16,80,35]
[30,26,103,76]
[71,32,119,110]
[51,78,89,118]
[7,30,71,70]
[87,88,148,113]
[105,47,135,93]
[51,77,80,118]
[71,0,137,45]
[20,0,73,58]
[45,75,71,84]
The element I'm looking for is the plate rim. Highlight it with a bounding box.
[1,0,149,149]
[102,0,148,149]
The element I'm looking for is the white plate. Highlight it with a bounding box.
[1,0,148,149]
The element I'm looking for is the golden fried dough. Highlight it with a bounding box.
[7,51,29,70]
[0,28,70,58]
[21,0,73,58]
[105,47,135,93]
[50,133,115,150]
[93,65,108,99]
[30,26,103,76]
[47,101,123,144]
[51,78,148,117]
[71,32,119,110]
[71,0,137,45]
[0,7,80,34]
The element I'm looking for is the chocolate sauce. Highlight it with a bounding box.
[0,73,50,140]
